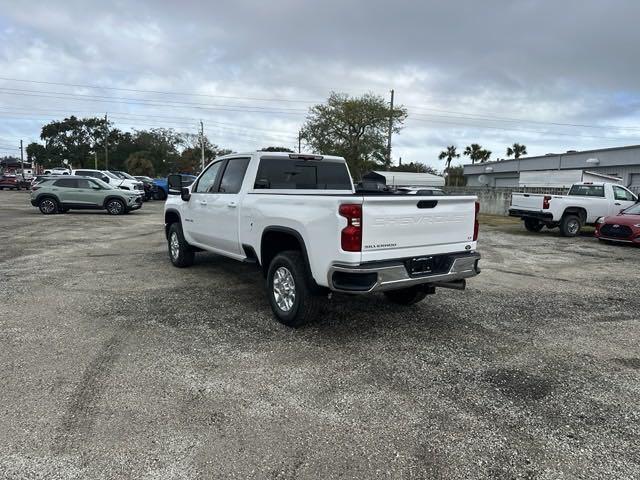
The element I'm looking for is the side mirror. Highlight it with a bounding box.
[92,185,101,190]
[168,174,183,195]
[181,187,191,202]
[102,176,110,183]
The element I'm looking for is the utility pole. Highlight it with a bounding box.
[298,130,302,153]
[200,121,205,172]
[104,113,109,170]
[20,139,25,180]
[386,89,394,168]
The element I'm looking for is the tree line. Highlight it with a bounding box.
[20,91,528,180]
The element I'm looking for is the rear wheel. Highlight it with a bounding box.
[560,214,582,237]
[106,199,125,215]
[524,218,544,232]
[267,250,321,327]
[38,197,59,215]
[168,223,195,267]
[383,286,430,305]
[154,189,167,200]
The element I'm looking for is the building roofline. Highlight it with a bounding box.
[461,143,640,168]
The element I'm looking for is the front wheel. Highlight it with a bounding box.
[383,286,430,305]
[524,218,544,232]
[560,214,582,237]
[106,199,125,215]
[168,223,195,267]
[267,251,321,327]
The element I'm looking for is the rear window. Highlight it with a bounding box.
[568,185,604,197]
[254,158,351,190]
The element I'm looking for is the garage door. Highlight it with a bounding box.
[494,177,519,187]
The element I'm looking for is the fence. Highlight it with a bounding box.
[443,186,569,216]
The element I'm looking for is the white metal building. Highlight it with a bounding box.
[463,144,640,192]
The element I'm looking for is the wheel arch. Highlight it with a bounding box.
[562,206,587,223]
[164,208,182,239]
[35,193,61,205]
[260,227,317,286]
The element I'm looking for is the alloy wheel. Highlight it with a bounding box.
[273,266,296,312]
[170,232,180,260]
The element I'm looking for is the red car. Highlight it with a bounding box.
[0,175,20,190]
[595,202,640,244]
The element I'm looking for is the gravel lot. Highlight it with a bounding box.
[1,190,639,479]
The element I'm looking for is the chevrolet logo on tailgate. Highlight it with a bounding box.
[372,215,466,226]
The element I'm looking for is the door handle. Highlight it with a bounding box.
[614,202,621,205]
[227,201,237,208]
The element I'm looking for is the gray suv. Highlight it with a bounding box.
[30,176,143,215]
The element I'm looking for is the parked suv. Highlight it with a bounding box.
[72,169,144,193]
[30,176,142,215]
[0,175,20,190]
[134,175,158,200]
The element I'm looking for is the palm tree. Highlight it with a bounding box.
[506,143,527,159]
[438,145,460,184]
[463,144,492,164]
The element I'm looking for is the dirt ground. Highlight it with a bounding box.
[1,190,639,479]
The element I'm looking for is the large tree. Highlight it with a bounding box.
[301,92,407,178]
[178,133,232,173]
[506,143,527,159]
[463,143,492,164]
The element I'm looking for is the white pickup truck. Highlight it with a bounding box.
[164,152,481,326]
[509,182,638,236]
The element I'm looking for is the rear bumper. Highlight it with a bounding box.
[508,208,553,221]
[328,251,481,293]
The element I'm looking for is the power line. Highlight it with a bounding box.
[0,87,309,113]
[0,76,321,104]
[0,104,299,136]
[408,107,640,131]
[406,116,639,142]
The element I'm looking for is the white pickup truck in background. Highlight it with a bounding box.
[509,182,638,236]
[164,152,481,326]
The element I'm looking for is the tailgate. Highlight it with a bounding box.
[510,193,544,210]
[360,195,477,262]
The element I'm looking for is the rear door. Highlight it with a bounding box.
[52,177,78,204]
[360,195,477,262]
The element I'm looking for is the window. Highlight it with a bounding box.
[53,178,78,188]
[219,159,250,194]
[568,185,604,197]
[613,186,635,201]
[193,161,223,193]
[76,179,92,189]
[254,158,352,190]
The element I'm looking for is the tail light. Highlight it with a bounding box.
[339,204,362,252]
[542,195,551,209]
[473,201,480,241]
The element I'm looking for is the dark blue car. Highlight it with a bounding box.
[153,174,196,200]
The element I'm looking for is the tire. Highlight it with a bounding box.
[154,189,167,200]
[38,197,59,215]
[105,198,126,215]
[267,250,321,327]
[524,218,544,232]
[384,286,429,305]
[560,214,582,237]
[167,223,195,268]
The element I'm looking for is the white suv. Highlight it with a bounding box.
[72,169,143,192]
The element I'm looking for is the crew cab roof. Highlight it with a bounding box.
[218,151,346,163]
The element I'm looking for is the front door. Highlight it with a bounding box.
[611,185,637,215]
[183,160,225,246]
[203,158,250,256]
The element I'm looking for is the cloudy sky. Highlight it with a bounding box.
[1,0,640,170]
